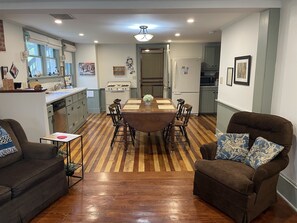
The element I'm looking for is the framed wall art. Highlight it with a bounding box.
[226,67,233,86]
[1,66,8,79]
[78,62,95,75]
[234,55,251,85]
[113,66,125,75]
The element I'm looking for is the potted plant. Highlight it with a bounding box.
[143,94,154,105]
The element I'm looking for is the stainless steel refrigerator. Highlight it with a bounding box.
[171,58,201,114]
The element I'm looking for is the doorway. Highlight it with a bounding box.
[136,44,169,98]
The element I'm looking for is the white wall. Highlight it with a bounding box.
[170,43,203,60]
[75,44,99,89]
[272,0,297,185]
[0,20,27,88]
[97,44,137,88]
[218,13,260,111]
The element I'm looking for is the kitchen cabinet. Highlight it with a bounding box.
[66,90,88,133]
[199,86,218,114]
[203,44,220,71]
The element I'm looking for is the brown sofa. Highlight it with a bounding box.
[193,111,293,223]
[0,119,68,222]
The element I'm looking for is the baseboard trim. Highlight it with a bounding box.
[277,173,297,212]
[88,108,101,113]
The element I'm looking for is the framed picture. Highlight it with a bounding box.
[78,62,95,75]
[234,55,251,85]
[10,63,19,79]
[113,66,125,75]
[1,66,8,79]
[226,67,233,86]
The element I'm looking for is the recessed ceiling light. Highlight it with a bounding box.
[145,49,150,52]
[209,31,216,35]
[54,19,62,24]
[187,18,194,23]
[175,33,180,37]
[167,40,172,43]
[94,40,98,43]
[79,33,84,36]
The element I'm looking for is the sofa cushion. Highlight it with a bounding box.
[0,120,23,169]
[215,133,249,162]
[245,136,285,169]
[0,157,64,198]
[0,126,18,157]
[0,186,11,206]
[195,159,255,194]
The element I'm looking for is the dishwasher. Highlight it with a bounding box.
[52,99,67,133]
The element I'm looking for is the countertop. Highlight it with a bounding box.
[46,87,87,104]
[200,85,218,90]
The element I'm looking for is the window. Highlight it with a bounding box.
[26,42,60,77]
[27,42,43,77]
[45,46,59,75]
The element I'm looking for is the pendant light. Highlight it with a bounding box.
[134,25,154,42]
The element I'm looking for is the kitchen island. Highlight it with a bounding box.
[0,88,87,142]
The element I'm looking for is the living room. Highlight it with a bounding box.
[0,0,296,222]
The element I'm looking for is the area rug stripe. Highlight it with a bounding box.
[69,113,216,173]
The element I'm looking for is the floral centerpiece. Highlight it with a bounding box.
[143,94,154,105]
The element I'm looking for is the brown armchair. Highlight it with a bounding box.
[193,111,293,223]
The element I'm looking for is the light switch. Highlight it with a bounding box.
[220,77,224,84]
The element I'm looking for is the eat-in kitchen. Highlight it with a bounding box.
[0,19,220,143]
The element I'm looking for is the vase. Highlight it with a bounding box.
[144,101,151,106]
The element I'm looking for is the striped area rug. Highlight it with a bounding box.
[67,113,217,173]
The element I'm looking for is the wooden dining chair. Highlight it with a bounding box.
[108,103,134,149]
[165,103,192,146]
[176,98,185,120]
[113,98,122,118]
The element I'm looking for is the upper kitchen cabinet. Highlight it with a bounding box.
[202,44,221,71]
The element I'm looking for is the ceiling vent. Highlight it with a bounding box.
[50,14,75,20]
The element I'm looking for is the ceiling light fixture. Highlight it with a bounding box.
[94,40,98,43]
[187,18,194,23]
[79,33,84,36]
[167,40,172,43]
[175,33,181,37]
[134,25,154,42]
[54,19,62,24]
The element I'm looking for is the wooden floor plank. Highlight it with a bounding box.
[31,113,297,222]
[33,172,297,223]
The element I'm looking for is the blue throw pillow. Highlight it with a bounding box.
[215,133,249,162]
[244,137,284,169]
[0,126,18,157]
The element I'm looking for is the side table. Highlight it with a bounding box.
[40,132,84,187]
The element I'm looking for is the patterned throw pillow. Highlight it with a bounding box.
[215,133,249,162]
[244,137,284,169]
[0,126,18,157]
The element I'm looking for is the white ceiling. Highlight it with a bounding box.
[0,0,283,44]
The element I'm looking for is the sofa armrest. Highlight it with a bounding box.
[22,142,58,160]
[200,142,217,160]
[252,156,289,192]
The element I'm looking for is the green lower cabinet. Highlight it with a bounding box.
[199,87,218,114]
[66,90,88,133]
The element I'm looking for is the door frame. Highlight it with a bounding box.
[136,43,169,98]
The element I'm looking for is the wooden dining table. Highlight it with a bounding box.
[121,98,178,150]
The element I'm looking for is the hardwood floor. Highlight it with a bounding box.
[63,113,217,173]
[32,113,297,223]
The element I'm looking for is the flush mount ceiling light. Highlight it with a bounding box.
[134,25,154,42]
[54,19,62,24]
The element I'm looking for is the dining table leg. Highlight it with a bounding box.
[124,120,128,150]
[170,118,175,150]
